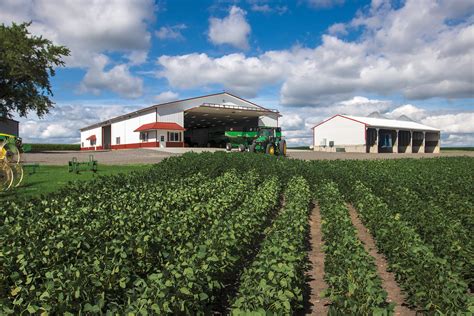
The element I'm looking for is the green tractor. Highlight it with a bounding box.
[225,127,287,156]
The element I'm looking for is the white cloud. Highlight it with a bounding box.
[0,0,154,97]
[79,55,143,98]
[421,113,474,133]
[386,104,427,121]
[155,24,187,40]
[157,53,285,97]
[158,0,473,105]
[17,104,142,144]
[154,91,179,103]
[306,0,345,9]
[328,22,348,35]
[332,96,392,116]
[208,6,251,50]
[441,134,474,147]
[250,3,288,14]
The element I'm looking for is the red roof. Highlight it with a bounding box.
[134,122,185,132]
[86,135,96,141]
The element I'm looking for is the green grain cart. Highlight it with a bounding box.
[225,127,287,156]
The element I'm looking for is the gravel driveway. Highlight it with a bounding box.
[21,148,474,165]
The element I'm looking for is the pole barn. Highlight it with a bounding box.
[80,92,280,151]
[312,114,440,153]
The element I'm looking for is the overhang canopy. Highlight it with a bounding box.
[134,122,185,132]
[86,135,96,141]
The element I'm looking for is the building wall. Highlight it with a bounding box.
[0,118,19,136]
[258,113,279,127]
[313,116,366,149]
[80,126,102,150]
[80,93,276,149]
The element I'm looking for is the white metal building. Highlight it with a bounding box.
[312,114,440,153]
[80,92,280,150]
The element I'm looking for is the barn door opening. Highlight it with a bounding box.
[102,125,111,150]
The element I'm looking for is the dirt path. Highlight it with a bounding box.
[347,204,415,315]
[306,204,330,315]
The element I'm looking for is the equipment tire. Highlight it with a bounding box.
[238,144,246,152]
[226,143,232,151]
[279,140,287,156]
[266,143,275,155]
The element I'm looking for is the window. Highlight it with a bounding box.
[81,142,84,147]
[160,135,165,142]
[116,137,120,145]
[167,132,181,142]
[90,139,96,146]
[140,132,149,142]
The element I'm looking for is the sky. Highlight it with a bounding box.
[0,0,473,146]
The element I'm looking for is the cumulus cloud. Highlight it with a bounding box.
[157,53,285,97]
[17,104,142,143]
[155,24,187,40]
[79,55,143,98]
[157,0,473,105]
[328,22,348,35]
[421,113,474,133]
[250,2,288,14]
[208,6,251,49]
[306,0,345,9]
[0,0,154,97]
[154,91,179,103]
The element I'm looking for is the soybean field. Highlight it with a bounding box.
[1,153,473,315]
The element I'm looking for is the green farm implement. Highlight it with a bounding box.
[0,133,30,191]
[225,127,287,156]
[68,155,98,174]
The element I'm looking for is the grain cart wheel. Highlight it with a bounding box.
[238,144,246,152]
[279,140,287,156]
[11,164,24,188]
[226,143,232,151]
[249,143,256,153]
[0,163,13,191]
[266,143,275,155]
[3,142,20,164]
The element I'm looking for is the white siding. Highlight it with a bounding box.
[313,116,365,147]
[258,113,279,127]
[110,110,156,145]
[158,110,184,126]
[80,126,102,148]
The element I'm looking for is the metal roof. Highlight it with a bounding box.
[343,115,440,131]
[80,92,279,131]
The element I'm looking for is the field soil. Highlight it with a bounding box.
[306,204,330,315]
[347,204,415,316]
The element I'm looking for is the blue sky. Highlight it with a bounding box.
[1,0,473,145]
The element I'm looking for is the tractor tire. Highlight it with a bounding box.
[226,143,232,151]
[279,140,287,156]
[238,144,246,152]
[249,143,256,153]
[266,143,275,155]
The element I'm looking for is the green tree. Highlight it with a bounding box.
[0,22,70,118]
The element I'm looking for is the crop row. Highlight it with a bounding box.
[231,176,311,314]
[315,181,392,314]
[123,176,281,314]
[350,181,472,314]
[1,170,258,314]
